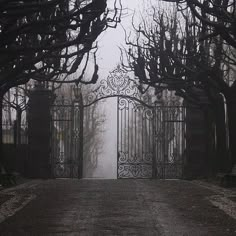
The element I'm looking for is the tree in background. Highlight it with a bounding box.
[83,92,105,178]
[2,86,28,145]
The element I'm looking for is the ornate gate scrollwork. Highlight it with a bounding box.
[83,65,140,107]
[101,65,185,179]
[50,65,185,179]
[83,65,157,178]
[117,97,154,178]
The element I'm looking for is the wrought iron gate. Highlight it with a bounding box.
[117,97,154,178]
[49,66,186,179]
[117,99,185,179]
[153,105,185,179]
[109,66,186,179]
[50,97,83,178]
[82,66,186,179]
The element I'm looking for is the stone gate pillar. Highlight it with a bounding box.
[27,84,54,178]
[184,104,208,179]
[183,88,212,179]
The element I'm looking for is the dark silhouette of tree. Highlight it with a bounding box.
[163,0,236,47]
[161,0,236,171]
[0,0,121,94]
[0,0,122,159]
[121,7,208,104]
[121,4,235,172]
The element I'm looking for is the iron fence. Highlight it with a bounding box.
[2,104,28,144]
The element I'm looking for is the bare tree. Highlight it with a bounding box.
[2,86,28,145]
[161,0,236,170]
[121,3,235,171]
[162,0,236,47]
[0,0,122,94]
[0,0,122,160]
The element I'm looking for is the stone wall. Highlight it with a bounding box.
[184,105,209,179]
[2,144,28,174]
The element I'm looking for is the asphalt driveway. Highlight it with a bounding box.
[0,179,236,235]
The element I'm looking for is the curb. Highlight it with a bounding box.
[192,180,236,196]
[1,179,44,194]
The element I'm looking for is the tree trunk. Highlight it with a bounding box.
[16,107,22,145]
[226,86,236,170]
[214,94,228,173]
[204,106,216,176]
[0,92,3,164]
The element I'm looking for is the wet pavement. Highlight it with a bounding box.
[0,179,236,235]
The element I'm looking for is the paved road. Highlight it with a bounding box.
[0,179,236,235]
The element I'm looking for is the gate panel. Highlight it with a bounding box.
[117,100,185,179]
[154,105,185,179]
[117,97,154,178]
[50,99,82,178]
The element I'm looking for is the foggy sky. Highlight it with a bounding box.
[97,0,143,75]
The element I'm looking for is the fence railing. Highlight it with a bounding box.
[2,105,28,144]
